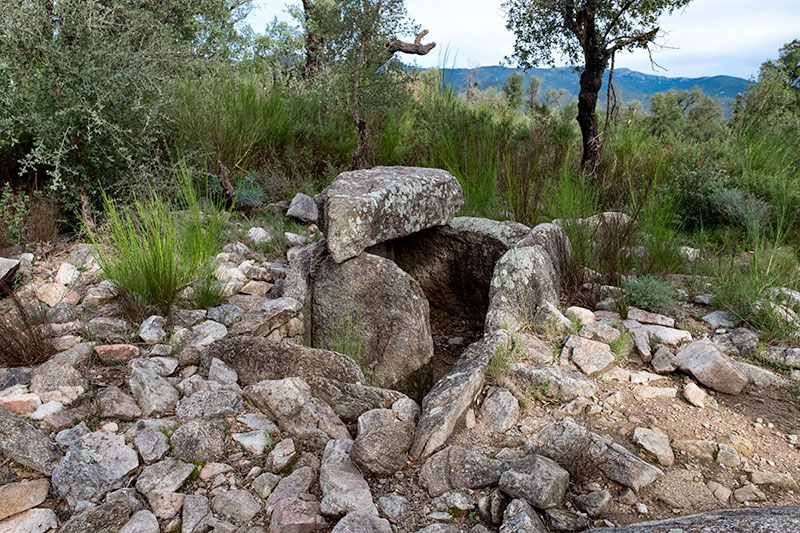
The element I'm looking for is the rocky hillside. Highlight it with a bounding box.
[0,167,799,533]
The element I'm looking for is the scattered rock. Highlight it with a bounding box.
[97,387,142,420]
[52,430,139,508]
[94,344,139,364]
[683,382,712,408]
[265,467,316,516]
[175,389,243,420]
[287,193,319,224]
[734,483,766,503]
[480,387,520,433]
[563,335,616,376]
[499,499,548,533]
[211,490,261,525]
[134,429,169,463]
[419,446,504,497]
[0,479,50,521]
[119,510,159,533]
[677,339,748,395]
[499,454,569,509]
[0,408,62,475]
[129,367,179,417]
[269,496,327,532]
[508,363,596,402]
[332,512,392,533]
[138,316,167,344]
[574,490,611,518]
[627,307,675,328]
[377,495,409,524]
[319,439,378,517]
[650,346,679,374]
[531,420,662,491]
[265,438,296,472]
[171,418,227,462]
[702,310,738,328]
[245,377,350,449]
[0,508,58,533]
[632,427,675,467]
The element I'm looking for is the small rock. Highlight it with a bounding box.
[0,479,50,521]
[0,508,57,533]
[266,438,296,473]
[269,497,327,532]
[171,418,227,462]
[119,509,159,533]
[332,512,392,533]
[632,427,674,467]
[246,227,274,245]
[36,283,79,307]
[707,480,732,502]
[651,346,679,374]
[208,358,238,385]
[683,382,710,408]
[500,499,548,532]
[627,307,675,328]
[253,472,282,500]
[211,489,261,525]
[95,344,140,364]
[750,471,798,490]
[377,495,409,524]
[498,454,569,509]
[134,429,170,463]
[97,387,142,420]
[702,311,738,328]
[734,483,766,503]
[138,316,167,344]
[480,387,520,433]
[574,490,611,518]
[234,430,271,456]
[287,193,319,224]
[716,443,741,468]
[562,335,615,376]
[566,306,595,325]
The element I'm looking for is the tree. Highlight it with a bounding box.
[526,75,542,113]
[502,72,525,110]
[649,88,726,142]
[299,0,435,168]
[504,0,693,172]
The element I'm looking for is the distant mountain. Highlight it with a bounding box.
[438,66,750,113]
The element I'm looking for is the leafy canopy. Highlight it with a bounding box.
[503,0,693,67]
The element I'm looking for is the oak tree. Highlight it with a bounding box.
[503,0,692,172]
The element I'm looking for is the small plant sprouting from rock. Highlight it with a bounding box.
[330,307,363,366]
[609,329,634,360]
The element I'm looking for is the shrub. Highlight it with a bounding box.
[623,276,674,314]
[89,168,225,315]
[0,184,29,248]
[0,291,55,367]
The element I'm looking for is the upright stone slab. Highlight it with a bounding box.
[410,331,508,460]
[312,251,433,397]
[318,166,464,263]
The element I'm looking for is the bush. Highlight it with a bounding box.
[623,276,674,314]
[89,168,225,315]
[0,292,55,367]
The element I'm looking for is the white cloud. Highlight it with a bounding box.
[247,0,800,78]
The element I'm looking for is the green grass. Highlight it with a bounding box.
[328,308,363,367]
[89,166,226,315]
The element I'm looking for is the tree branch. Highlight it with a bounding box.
[602,0,636,42]
[608,27,659,54]
[387,29,436,56]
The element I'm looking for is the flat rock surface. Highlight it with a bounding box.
[319,166,463,263]
[586,506,800,532]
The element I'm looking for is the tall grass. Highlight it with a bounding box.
[89,167,226,316]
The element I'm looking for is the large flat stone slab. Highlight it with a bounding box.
[410,331,508,460]
[318,166,463,263]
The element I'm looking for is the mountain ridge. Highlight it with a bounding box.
[437,65,750,111]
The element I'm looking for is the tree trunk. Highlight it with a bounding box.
[577,46,607,174]
[302,0,322,78]
[352,31,369,170]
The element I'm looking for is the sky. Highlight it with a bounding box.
[246,0,800,80]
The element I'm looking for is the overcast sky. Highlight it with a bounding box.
[248,1,799,79]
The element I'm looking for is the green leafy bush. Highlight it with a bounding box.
[623,276,674,314]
